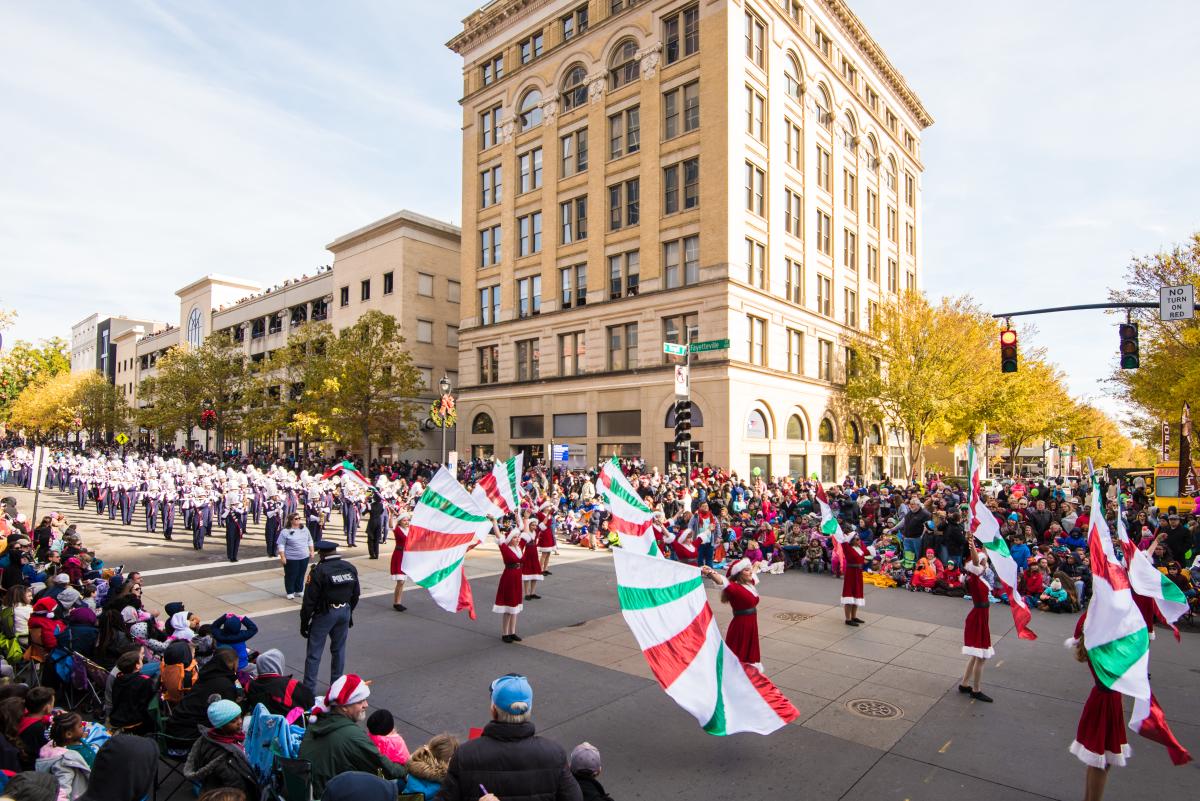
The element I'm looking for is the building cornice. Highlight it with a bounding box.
[326,209,461,254]
[821,0,933,129]
[174,274,262,299]
[447,0,559,56]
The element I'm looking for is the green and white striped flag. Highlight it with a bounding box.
[1115,513,1189,637]
[812,482,846,542]
[406,467,491,619]
[599,457,660,556]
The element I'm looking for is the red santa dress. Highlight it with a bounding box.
[961,561,994,658]
[520,531,543,581]
[841,543,867,606]
[536,510,556,554]
[672,537,699,566]
[493,540,525,614]
[723,580,762,668]
[1071,662,1130,767]
[389,524,408,581]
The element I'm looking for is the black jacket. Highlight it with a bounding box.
[300,555,360,635]
[78,734,158,801]
[183,729,259,798]
[575,774,614,801]
[900,507,931,541]
[109,671,158,732]
[434,720,580,801]
[243,673,315,717]
[166,657,239,741]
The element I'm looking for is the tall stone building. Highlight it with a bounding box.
[448,0,931,479]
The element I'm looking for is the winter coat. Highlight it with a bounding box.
[575,773,615,801]
[165,657,240,741]
[298,711,405,798]
[36,744,91,801]
[77,734,158,801]
[65,623,99,658]
[28,613,66,650]
[183,729,258,798]
[109,671,158,732]
[242,673,314,718]
[402,742,452,800]
[433,720,581,801]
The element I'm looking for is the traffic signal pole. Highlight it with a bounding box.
[989,301,1196,318]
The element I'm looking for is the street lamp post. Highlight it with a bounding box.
[438,375,452,466]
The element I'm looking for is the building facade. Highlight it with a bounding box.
[70,314,166,380]
[448,0,931,479]
[122,211,461,461]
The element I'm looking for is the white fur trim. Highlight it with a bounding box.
[391,573,407,582]
[961,645,995,659]
[728,558,751,577]
[523,574,544,581]
[537,547,555,553]
[1069,740,1130,769]
[1064,637,1080,649]
[840,597,865,606]
[1148,631,1156,641]
[492,603,524,614]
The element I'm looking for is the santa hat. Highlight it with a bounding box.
[1064,611,1086,649]
[310,673,371,721]
[727,558,752,579]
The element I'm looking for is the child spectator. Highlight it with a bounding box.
[366,708,410,765]
[183,699,257,799]
[1039,577,1071,613]
[802,538,826,574]
[18,687,55,770]
[211,614,258,670]
[108,651,156,735]
[400,733,458,800]
[36,711,95,801]
[569,742,614,801]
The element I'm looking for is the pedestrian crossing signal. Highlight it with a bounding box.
[1118,323,1139,369]
[999,329,1018,373]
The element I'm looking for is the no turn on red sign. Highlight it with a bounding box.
[1159,285,1194,321]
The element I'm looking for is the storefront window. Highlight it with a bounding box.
[821,454,836,482]
[745,410,768,439]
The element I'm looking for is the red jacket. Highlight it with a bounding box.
[28,613,66,649]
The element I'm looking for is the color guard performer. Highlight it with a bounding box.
[958,539,994,703]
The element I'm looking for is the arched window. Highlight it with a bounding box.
[887,154,898,191]
[561,66,588,111]
[472,413,494,434]
[864,134,880,172]
[849,421,862,444]
[746,410,768,439]
[814,85,832,129]
[784,53,802,100]
[609,40,640,89]
[518,89,543,131]
[186,307,202,348]
[869,424,882,445]
[786,414,805,440]
[842,112,857,150]
[818,417,835,442]
[665,403,704,428]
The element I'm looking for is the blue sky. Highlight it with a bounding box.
[3,0,1198,424]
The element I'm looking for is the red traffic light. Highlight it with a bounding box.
[999,329,1017,346]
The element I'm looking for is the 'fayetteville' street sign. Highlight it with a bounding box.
[689,339,730,353]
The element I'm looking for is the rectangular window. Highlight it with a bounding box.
[360,279,371,301]
[784,188,803,237]
[481,55,503,87]
[560,264,587,309]
[480,164,502,207]
[663,158,699,214]
[339,286,349,307]
[905,171,915,206]
[480,105,501,150]
[559,331,586,376]
[416,319,433,343]
[560,196,587,244]
[447,325,459,347]
[867,300,878,330]
[663,4,699,64]
[844,229,857,271]
[447,280,460,303]
[844,170,857,211]
[746,86,765,141]
[785,258,803,304]
[745,237,766,288]
[517,211,542,256]
[517,275,541,318]
[608,178,640,230]
[744,11,765,67]
[561,5,588,40]
[866,189,878,228]
[886,109,897,132]
[515,338,540,381]
[553,412,587,438]
[747,315,766,366]
[780,329,801,378]
[818,339,833,380]
[906,222,915,255]
[904,130,916,152]
[416,272,432,296]
[662,313,699,363]
[519,32,544,64]
[663,235,700,289]
[785,119,802,169]
[814,26,831,58]
[607,322,639,371]
[518,148,543,193]
[842,58,858,86]
[867,244,879,282]
[608,107,640,158]
[608,250,640,299]
[864,85,878,111]
[511,415,545,439]
[560,129,588,177]
[598,410,641,437]
[816,209,832,255]
[844,289,857,328]
[479,224,502,266]
[478,285,500,326]
[816,146,831,191]
[663,80,699,139]
[816,274,832,316]
[887,258,898,293]
[478,345,499,385]
[907,271,916,292]
[744,161,765,216]
[887,206,898,241]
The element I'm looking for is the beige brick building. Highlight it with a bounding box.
[448,0,931,479]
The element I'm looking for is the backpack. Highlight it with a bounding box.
[160,659,199,704]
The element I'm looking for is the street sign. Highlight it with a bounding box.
[115,433,130,445]
[689,338,730,353]
[551,444,569,462]
[1159,284,1194,321]
[1162,421,1171,461]
[662,342,687,356]
[986,433,1002,445]
[674,365,690,398]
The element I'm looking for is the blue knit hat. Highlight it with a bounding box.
[207,698,242,728]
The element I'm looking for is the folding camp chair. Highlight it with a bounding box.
[152,697,198,801]
[273,756,312,801]
[64,651,105,714]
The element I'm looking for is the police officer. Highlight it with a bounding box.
[300,540,360,691]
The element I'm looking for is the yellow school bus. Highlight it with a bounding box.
[1151,462,1200,514]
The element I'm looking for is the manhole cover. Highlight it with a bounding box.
[845,699,903,719]
[775,612,810,622]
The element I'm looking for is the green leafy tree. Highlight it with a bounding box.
[0,336,70,421]
[987,359,1078,473]
[73,371,128,442]
[8,372,81,442]
[243,321,332,452]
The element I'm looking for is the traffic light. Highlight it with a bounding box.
[999,328,1018,373]
[1096,437,1103,450]
[674,399,692,450]
[1118,323,1139,369]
